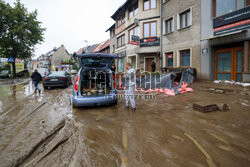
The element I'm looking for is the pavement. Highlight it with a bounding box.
[0,79,249,167]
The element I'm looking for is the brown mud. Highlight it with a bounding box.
[0,80,249,167]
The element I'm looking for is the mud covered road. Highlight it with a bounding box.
[0,80,250,167]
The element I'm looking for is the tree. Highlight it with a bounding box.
[0,0,45,77]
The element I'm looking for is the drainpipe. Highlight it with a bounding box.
[160,0,163,71]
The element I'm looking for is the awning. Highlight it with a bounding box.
[202,30,246,41]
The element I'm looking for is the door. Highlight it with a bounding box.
[145,58,154,72]
[215,47,244,81]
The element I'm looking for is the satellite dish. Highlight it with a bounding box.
[134,18,139,25]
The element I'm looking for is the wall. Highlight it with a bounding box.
[162,0,201,77]
[51,46,71,67]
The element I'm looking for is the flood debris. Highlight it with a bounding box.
[193,103,229,113]
[136,68,195,96]
[193,103,218,113]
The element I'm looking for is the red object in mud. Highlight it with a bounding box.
[74,75,79,92]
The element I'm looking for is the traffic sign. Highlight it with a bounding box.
[7,57,15,63]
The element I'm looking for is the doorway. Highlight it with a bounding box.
[145,57,155,72]
[214,46,244,82]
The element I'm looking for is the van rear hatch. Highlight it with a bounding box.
[78,53,117,68]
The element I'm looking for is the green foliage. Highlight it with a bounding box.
[0,0,46,76]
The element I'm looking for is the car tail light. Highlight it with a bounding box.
[43,78,48,81]
[74,75,79,92]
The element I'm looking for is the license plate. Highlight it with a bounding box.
[50,79,58,81]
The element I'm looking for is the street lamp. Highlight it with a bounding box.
[84,40,88,47]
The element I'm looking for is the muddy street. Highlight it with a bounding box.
[0,80,250,167]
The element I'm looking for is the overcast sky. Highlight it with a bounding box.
[6,0,125,58]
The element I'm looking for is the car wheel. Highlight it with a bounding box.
[44,86,48,90]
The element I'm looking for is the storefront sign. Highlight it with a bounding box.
[115,51,126,57]
[132,35,140,42]
[130,35,140,45]
[214,19,250,35]
[213,6,250,35]
[140,37,160,47]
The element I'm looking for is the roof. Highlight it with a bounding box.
[77,53,118,59]
[99,39,110,51]
[91,41,105,53]
[111,0,130,20]
[106,24,115,32]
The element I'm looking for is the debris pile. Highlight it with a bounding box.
[136,68,195,96]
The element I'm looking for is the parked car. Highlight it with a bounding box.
[0,70,11,79]
[72,53,118,108]
[43,71,71,89]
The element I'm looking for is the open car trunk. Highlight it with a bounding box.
[80,69,114,96]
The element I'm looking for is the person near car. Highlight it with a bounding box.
[110,64,116,74]
[124,62,136,110]
[151,60,156,72]
[31,69,42,93]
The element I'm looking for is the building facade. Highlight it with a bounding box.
[162,0,201,77]
[110,0,161,72]
[201,0,250,82]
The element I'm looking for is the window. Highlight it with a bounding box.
[116,14,125,28]
[143,22,157,38]
[213,0,236,17]
[129,1,138,19]
[180,50,190,67]
[129,26,140,42]
[248,0,250,5]
[165,18,173,34]
[179,9,191,29]
[144,0,156,11]
[165,52,173,67]
[117,35,125,48]
[118,58,124,72]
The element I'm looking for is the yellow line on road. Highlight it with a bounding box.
[122,128,128,149]
[184,133,216,167]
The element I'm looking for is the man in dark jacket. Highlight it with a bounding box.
[31,69,42,93]
[151,60,156,72]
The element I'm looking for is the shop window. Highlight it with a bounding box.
[213,0,236,17]
[143,21,157,38]
[117,35,125,48]
[118,58,124,72]
[179,9,191,29]
[144,0,156,11]
[165,52,173,67]
[165,18,173,34]
[129,1,138,19]
[129,26,140,42]
[180,50,190,67]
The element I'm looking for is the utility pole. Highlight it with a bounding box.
[160,0,163,71]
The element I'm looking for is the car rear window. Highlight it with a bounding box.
[48,72,65,77]
[81,57,114,65]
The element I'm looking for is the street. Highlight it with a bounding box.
[0,80,249,167]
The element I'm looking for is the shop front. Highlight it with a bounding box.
[214,44,244,81]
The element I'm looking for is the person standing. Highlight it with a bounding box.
[151,60,156,72]
[31,69,42,94]
[124,62,136,110]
